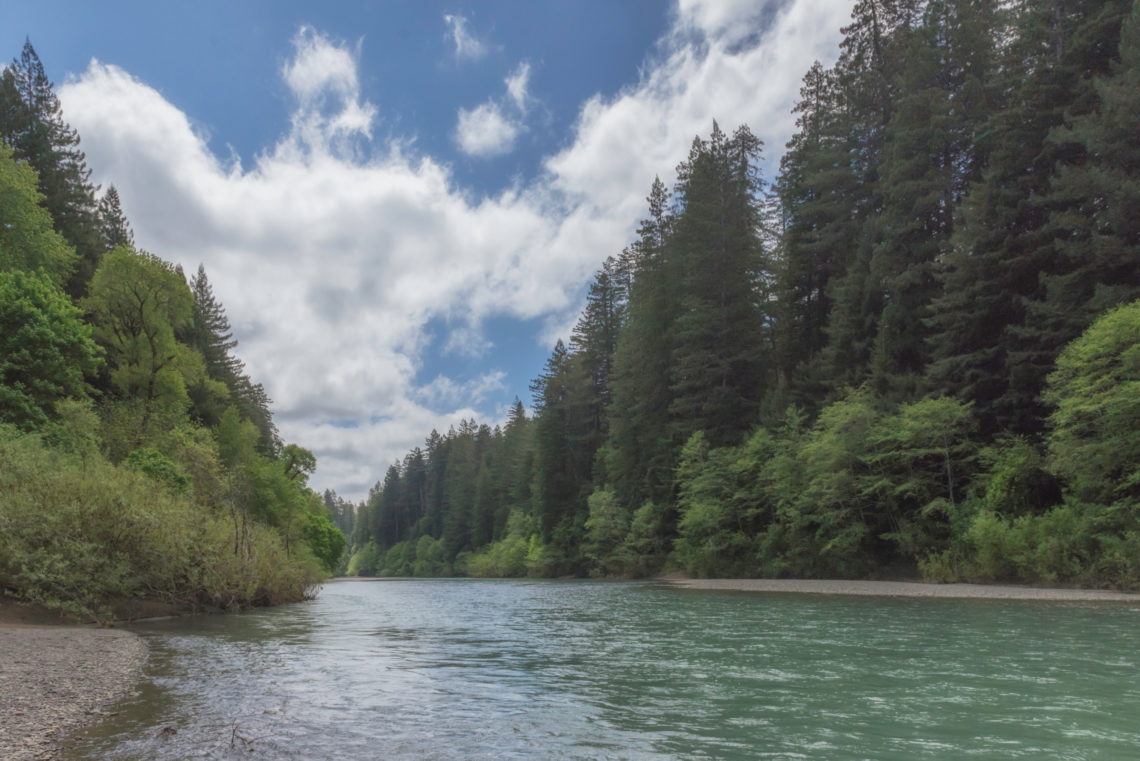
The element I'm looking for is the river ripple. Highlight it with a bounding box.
[65,579,1140,760]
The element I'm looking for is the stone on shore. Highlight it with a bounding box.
[0,626,146,761]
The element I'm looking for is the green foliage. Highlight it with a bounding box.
[861,397,978,561]
[965,504,1096,584]
[302,494,346,573]
[380,540,413,576]
[0,41,103,296]
[411,535,451,577]
[620,500,669,577]
[1045,300,1140,505]
[347,542,381,577]
[124,447,191,495]
[467,535,529,578]
[327,7,1138,589]
[674,432,757,577]
[0,428,321,619]
[977,437,1061,517]
[583,489,630,576]
[775,390,880,577]
[0,269,100,428]
[85,247,196,452]
[0,141,78,285]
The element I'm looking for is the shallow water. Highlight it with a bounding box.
[66,579,1140,760]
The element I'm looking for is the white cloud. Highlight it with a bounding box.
[443,324,494,358]
[454,60,532,158]
[443,13,488,61]
[454,101,520,157]
[416,371,506,410]
[505,62,531,111]
[59,0,850,500]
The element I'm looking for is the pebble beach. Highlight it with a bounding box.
[0,625,146,761]
[665,577,1140,601]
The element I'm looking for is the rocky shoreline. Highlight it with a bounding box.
[664,577,1140,600]
[0,625,146,761]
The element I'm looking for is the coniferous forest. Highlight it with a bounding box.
[2,0,1139,618]
[339,0,1140,587]
[0,42,343,618]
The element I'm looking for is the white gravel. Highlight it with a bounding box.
[0,626,146,761]
[664,578,1140,601]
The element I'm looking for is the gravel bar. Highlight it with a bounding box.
[0,625,146,761]
[664,578,1140,601]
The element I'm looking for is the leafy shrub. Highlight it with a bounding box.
[0,428,322,619]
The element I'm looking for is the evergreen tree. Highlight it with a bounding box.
[1022,0,1140,392]
[927,0,1129,434]
[863,0,1000,394]
[775,61,859,400]
[668,123,770,446]
[606,178,677,509]
[98,185,134,252]
[187,264,279,451]
[0,41,102,296]
[530,341,582,543]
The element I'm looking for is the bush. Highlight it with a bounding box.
[0,428,322,619]
[346,542,381,576]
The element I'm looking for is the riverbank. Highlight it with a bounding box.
[0,621,146,761]
[663,577,1140,600]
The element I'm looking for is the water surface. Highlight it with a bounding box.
[67,579,1140,760]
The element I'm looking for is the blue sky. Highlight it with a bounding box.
[0,0,851,500]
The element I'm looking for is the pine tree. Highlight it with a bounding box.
[668,123,770,446]
[1021,0,1139,394]
[926,0,1129,434]
[606,177,676,509]
[566,257,624,485]
[98,185,134,252]
[0,41,102,296]
[862,0,1000,395]
[530,341,583,542]
[185,264,280,452]
[775,61,859,400]
[189,265,240,379]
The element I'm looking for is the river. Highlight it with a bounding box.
[65,579,1140,760]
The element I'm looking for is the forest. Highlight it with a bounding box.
[338,0,1140,588]
[0,42,344,619]
[2,0,1138,612]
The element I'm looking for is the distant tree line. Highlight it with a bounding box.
[0,41,344,619]
[341,0,1140,587]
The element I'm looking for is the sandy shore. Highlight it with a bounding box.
[0,625,146,761]
[664,578,1140,601]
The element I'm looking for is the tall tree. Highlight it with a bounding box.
[927,0,1130,434]
[0,141,77,287]
[530,341,583,543]
[668,123,770,447]
[1022,0,1140,390]
[98,185,134,252]
[775,61,859,401]
[84,248,195,450]
[187,264,279,452]
[0,41,102,296]
[606,177,676,509]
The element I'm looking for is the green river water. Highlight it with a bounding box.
[65,579,1140,760]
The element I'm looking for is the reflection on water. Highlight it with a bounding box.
[65,580,1140,760]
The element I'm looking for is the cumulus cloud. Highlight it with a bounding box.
[59,0,850,500]
[280,27,375,157]
[453,61,533,158]
[455,101,521,157]
[443,13,488,61]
